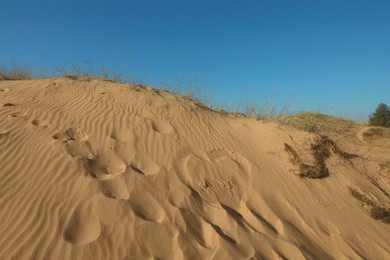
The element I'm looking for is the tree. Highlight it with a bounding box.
[369,103,390,127]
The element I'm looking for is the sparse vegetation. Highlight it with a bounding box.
[0,61,134,83]
[0,62,330,122]
[0,62,33,80]
[348,186,375,206]
[369,103,390,127]
[159,77,214,108]
[284,142,330,179]
[242,102,284,119]
[236,93,295,120]
[370,206,390,223]
[56,64,124,83]
[362,127,385,138]
[1,61,386,131]
[285,135,357,179]
[279,112,356,134]
[348,186,390,224]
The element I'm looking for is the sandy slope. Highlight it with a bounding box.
[0,78,389,260]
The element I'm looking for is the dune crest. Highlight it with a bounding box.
[0,78,389,259]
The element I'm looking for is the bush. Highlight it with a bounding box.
[369,103,390,127]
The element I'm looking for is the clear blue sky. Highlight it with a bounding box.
[1,0,389,121]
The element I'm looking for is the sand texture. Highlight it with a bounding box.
[0,78,389,259]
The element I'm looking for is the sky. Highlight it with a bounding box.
[1,0,389,121]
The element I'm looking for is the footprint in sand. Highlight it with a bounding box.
[63,201,101,245]
[88,146,136,200]
[181,149,252,209]
[139,111,174,135]
[315,217,340,236]
[130,153,160,176]
[61,127,89,143]
[128,190,165,223]
[54,128,132,199]
[54,129,121,169]
[53,127,94,159]
[178,149,284,241]
[9,111,27,119]
[87,149,127,180]
[148,118,174,134]
[0,130,10,138]
[91,146,161,199]
[99,176,130,200]
[0,88,11,93]
[54,127,161,201]
[31,119,50,128]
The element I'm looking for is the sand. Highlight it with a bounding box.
[0,77,389,259]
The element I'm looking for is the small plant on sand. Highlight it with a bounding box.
[243,102,279,119]
[348,186,390,224]
[369,103,390,127]
[56,62,127,83]
[57,63,94,81]
[279,112,357,135]
[160,77,214,108]
[238,92,294,119]
[0,62,33,80]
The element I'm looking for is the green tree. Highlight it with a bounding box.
[369,103,390,127]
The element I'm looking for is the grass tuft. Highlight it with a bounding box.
[285,135,357,179]
[348,186,390,224]
[370,207,390,223]
[0,62,33,80]
[279,112,356,134]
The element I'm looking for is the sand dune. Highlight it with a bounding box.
[0,78,389,259]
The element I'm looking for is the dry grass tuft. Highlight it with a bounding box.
[279,112,357,135]
[363,127,390,140]
[0,62,33,80]
[56,64,126,83]
[285,135,357,179]
[348,186,390,224]
[370,207,390,223]
[63,75,92,81]
[348,186,375,206]
[284,142,329,179]
[315,135,357,160]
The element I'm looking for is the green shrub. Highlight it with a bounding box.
[369,103,390,127]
